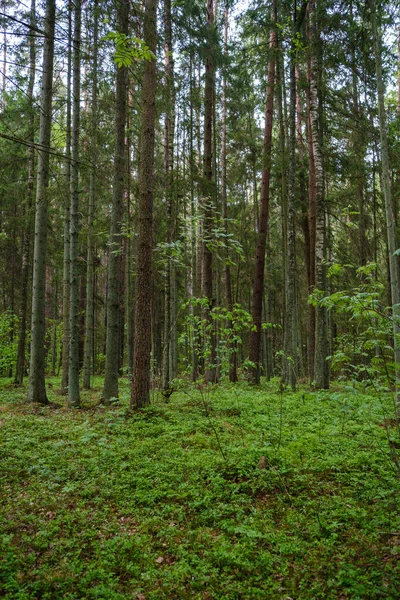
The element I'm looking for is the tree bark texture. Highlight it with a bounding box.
[203,0,217,384]
[309,0,329,389]
[131,0,158,409]
[68,0,81,408]
[103,0,129,402]
[61,0,72,395]
[83,0,99,390]
[248,1,276,385]
[27,0,55,404]
[15,0,36,385]
[371,0,400,405]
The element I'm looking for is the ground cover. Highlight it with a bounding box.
[0,377,399,599]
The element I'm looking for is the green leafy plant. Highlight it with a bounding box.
[0,311,18,375]
[103,32,155,67]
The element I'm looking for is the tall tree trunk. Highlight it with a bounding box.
[309,0,328,389]
[202,0,217,384]
[27,0,55,404]
[371,0,400,405]
[221,4,237,382]
[61,0,72,395]
[131,0,158,409]
[248,0,276,385]
[284,2,298,390]
[83,0,99,390]
[102,0,129,402]
[15,0,36,386]
[162,0,175,391]
[68,0,81,408]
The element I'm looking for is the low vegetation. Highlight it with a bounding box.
[1,378,399,599]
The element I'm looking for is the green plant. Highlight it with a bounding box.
[0,311,18,376]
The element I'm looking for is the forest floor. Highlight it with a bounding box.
[0,377,399,599]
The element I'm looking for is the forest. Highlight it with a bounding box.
[1,0,400,597]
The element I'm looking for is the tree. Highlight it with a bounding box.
[248,0,277,385]
[371,0,400,405]
[27,0,56,404]
[68,0,82,408]
[131,0,158,409]
[102,0,129,403]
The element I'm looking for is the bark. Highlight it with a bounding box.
[203,0,217,384]
[248,1,276,384]
[371,0,400,405]
[15,0,36,385]
[162,0,176,391]
[103,0,129,402]
[61,0,72,395]
[306,5,316,381]
[131,0,158,409]
[221,4,237,382]
[68,0,81,408]
[285,5,298,391]
[27,0,55,404]
[83,0,99,389]
[309,0,329,389]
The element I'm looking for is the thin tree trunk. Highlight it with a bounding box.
[162,0,175,391]
[102,0,129,402]
[83,0,99,389]
[27,0,55,404]
[248,0,276,384]
[202,0,217,384]
[371,0,400,406]
[15,0,36,386]
[309,0,328,389]
[306,4,316,382]
[131,0,158,409]
[221,4,237,382]
[68,0,81,408]
[285,2,298,391]
[61,0,72,395]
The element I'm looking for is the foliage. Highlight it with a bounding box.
[0,377,399,598]
[103,32,155,67]
[0,312,18,375]
[319,263,396,387]
[181,299,254,379]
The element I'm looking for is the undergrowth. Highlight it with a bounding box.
[0,377,399,599]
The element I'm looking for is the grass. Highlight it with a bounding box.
[0,376,399,599]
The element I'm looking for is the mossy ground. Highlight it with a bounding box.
[0,377,399,599]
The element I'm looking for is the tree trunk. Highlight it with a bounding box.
[102,0,129,402]
[371,0,400,405]
[61,0,72,395]
[15,0,36,386]
[27,0,55,404]
[285,3,298,391]
[162,0,176,391]
[221,4,237,382]
[202,0,217,384]
[248,0,276,385]
[83,0,99,390]
[309,0,329,389]
[131,0,158,409]
[68,0,81,408]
